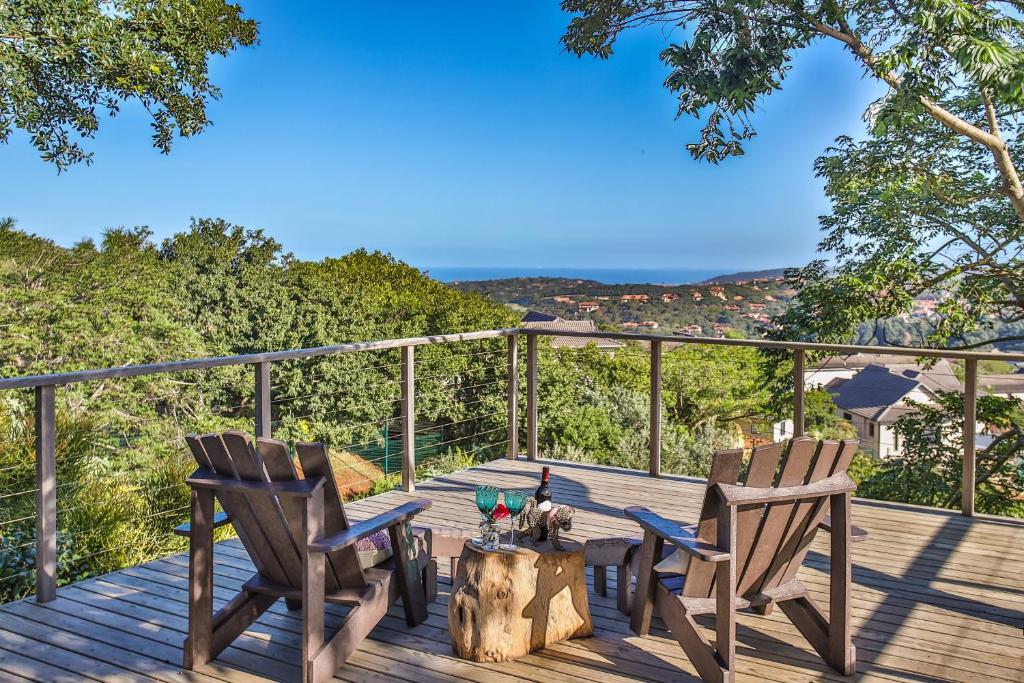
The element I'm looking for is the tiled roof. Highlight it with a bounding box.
[521,310,559,323]
[521,318,622,349]
[829,364,923,422]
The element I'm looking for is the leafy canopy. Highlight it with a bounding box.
[0,0,257,169]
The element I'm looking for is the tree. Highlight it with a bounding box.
[662,342,774,427]
[562,1,1024,348]
[858,391,1024,516]
[804,388,857,441]
[0,1,257,170]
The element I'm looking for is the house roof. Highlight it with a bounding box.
[521,317,622,349]
[521,310,559,323]
[811,354,962,393]
[829,364,926,423]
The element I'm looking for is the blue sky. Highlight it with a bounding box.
[0,3,883,272]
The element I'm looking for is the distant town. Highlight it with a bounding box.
[451,270,947,340]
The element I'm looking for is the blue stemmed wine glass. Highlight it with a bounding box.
[473,485,499,546]
[500,490,529,550]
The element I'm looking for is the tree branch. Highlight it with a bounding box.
[807,15,1024,221]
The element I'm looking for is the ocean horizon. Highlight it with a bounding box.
[427,266,728,285]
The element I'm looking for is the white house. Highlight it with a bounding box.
[775,361,965,459]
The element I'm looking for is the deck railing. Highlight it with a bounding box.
[1,326,1022,603]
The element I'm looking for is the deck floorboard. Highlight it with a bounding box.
[2,458,1022,682]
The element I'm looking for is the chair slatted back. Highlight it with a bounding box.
[753,439,841,596]
[732,437,817,596]
[732,442,784,594]
[187,433,294,587]
[679,449,743,598]
[681,437,857,600]
[220,431,307,588]
[247,438,344,594]
[774,439,858,587]
[188,431,371,594]
[292,441,366,589]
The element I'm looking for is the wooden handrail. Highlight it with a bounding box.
[4,326,1021,390]
[518,327,1024,362]
[0,328,520,390]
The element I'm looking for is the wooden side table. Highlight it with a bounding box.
[448,538,593,662]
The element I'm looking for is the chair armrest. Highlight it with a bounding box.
[624,506,730,563]
[173,510,232,537]
[819,515,869,542]
[186,468,325,498]
[309,499,432,553]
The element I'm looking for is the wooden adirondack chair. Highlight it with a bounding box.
[627,437,865,683]
[181,430,437,683]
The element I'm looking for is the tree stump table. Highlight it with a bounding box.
[448,538,593,662]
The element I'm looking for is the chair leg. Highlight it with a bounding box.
[616,560,633,616]
[629,531,663,636]
[655,584,733,683]
[389,521,428,626]
[594,565,608,596]
[714,558,736,681]
[307,578,392,682]
[780,595,832,666]
[422,560,438,604]
[185,488,215,670]
[302,489,327,683]
[828,491,855,675]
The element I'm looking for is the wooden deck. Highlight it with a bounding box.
[0,458,1021,682]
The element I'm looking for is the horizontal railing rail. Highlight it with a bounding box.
[2,324,1019,603]
[0,329,520,391]
[519,327,1024,362]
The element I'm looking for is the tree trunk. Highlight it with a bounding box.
[448,539,593,662]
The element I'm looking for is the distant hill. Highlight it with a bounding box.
[701,268,789,284]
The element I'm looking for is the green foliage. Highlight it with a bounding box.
[0,1,258,169]
[0,218,519,602]
[535,341,754,476]
[804,389,857,441]
[774,110,1024,351]
[662,343,774,426]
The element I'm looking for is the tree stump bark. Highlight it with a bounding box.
[448,538,593,662]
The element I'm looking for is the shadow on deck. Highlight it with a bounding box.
[0,458,1021,682]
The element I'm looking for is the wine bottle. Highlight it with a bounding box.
[535,466,552,510]
[534,466,553,541]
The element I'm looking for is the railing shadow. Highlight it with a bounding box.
[807,514,1024,632]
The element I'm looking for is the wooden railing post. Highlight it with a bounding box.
[962,358,977,517]
[649,340,662,477]
[254,361,272,439]
[507,334,519,459]
[401,345,416,492]
[526,334,538,461]
[35,384,57,602]
[792,350,805,438]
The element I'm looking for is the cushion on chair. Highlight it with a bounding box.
[654,549,689,575]
[357,530,393,569]
[371,526,432,570]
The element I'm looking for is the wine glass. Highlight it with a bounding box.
[500,490,529,550]
[473,485,499,546]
